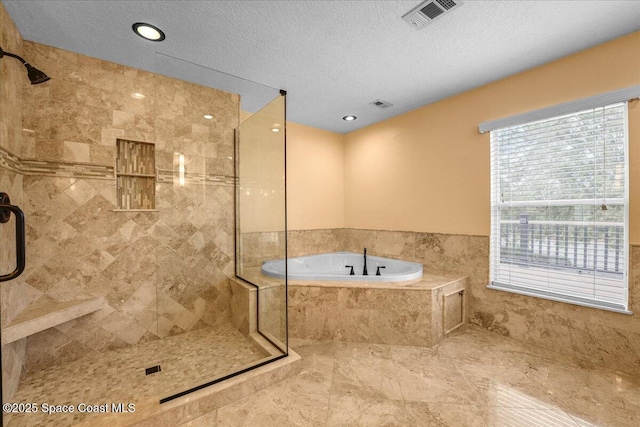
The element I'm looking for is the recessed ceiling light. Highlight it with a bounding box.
[204,114,213,120]
[132,23,166,41]
[132,92,145,99]
[271,128,280,132]
[343,115,357,121]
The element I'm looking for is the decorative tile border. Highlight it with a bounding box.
[0,147,235,186]
[157,169,235,186]
[0,147,113,180]
[21,160,114,179]
[0,147,22,174]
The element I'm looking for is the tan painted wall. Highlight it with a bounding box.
[240,111,345,231]
[286,122,345,230]
[344,31,640,243]
[238,98,286,234]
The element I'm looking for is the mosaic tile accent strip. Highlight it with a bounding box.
[0,146,114,180]
[22,159,115,179]
[156,169,235,186]
[0,147,22,174]
[1,148,235,187]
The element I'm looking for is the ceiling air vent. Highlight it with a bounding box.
[402,0,464,30]
[370,99,393,109]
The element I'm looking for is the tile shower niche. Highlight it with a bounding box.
[115,138,156,210]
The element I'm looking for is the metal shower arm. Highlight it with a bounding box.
[0,46,27,64]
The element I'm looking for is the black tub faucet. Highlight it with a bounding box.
[376,266,386,276]
[345,265,355,275]
[363,248,368,275]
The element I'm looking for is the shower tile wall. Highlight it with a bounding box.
[4,41,239,374]
[288,228,640,376]
[0,3,29,401]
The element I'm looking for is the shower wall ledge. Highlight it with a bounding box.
[2,296,105,344]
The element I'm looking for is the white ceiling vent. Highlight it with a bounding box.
[370,99,393,108]
[402,0,464,30]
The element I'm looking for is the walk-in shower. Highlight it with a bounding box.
[0,41,287,426]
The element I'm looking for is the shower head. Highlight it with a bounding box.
[24,63,50,84]
[0,46,50,85]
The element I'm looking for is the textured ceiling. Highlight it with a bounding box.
[4,1,640,133]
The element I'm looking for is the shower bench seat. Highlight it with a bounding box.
[2,296,105,344]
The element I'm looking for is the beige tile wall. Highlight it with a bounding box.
[0,3,23,158]
[5,41,240,374]
[0,167,29,402]
[0,2,29,401]
[237,228,345,270]
[288,228,640,375]
[289,285,432,344]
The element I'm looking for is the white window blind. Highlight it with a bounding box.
[489,102,630,313]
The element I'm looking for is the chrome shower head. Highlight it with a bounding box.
[0,46,51,85]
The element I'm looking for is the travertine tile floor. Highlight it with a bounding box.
[181,326,640,427]
[5,322,270,427]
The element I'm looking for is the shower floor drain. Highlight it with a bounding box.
[145,365,161,375]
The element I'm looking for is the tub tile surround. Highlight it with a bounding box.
[288,228,347,258]
[229,276,287,354]
[237,229,346,270]
[287,228,640,376]
[288,275,466,347]
[230,272,288,352]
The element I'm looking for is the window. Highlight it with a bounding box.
[488,102,629,313]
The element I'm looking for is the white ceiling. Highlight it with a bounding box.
[4,1,640,133]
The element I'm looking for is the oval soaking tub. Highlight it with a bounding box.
[261,251,423,282]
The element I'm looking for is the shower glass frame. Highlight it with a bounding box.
[151,53,289,404]
[234,92,288,355]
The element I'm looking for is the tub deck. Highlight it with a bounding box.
[289,270,464,290]
[239,267,463,290]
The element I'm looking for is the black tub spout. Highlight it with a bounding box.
[363,248,368,276]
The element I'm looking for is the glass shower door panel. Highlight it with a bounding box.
[151,53,285,402]
[236,94,287,352]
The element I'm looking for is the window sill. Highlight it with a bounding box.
[487,282,633,315]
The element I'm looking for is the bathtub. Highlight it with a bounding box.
[261,251,423,282]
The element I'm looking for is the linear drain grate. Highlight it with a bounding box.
[145,365,162,375]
